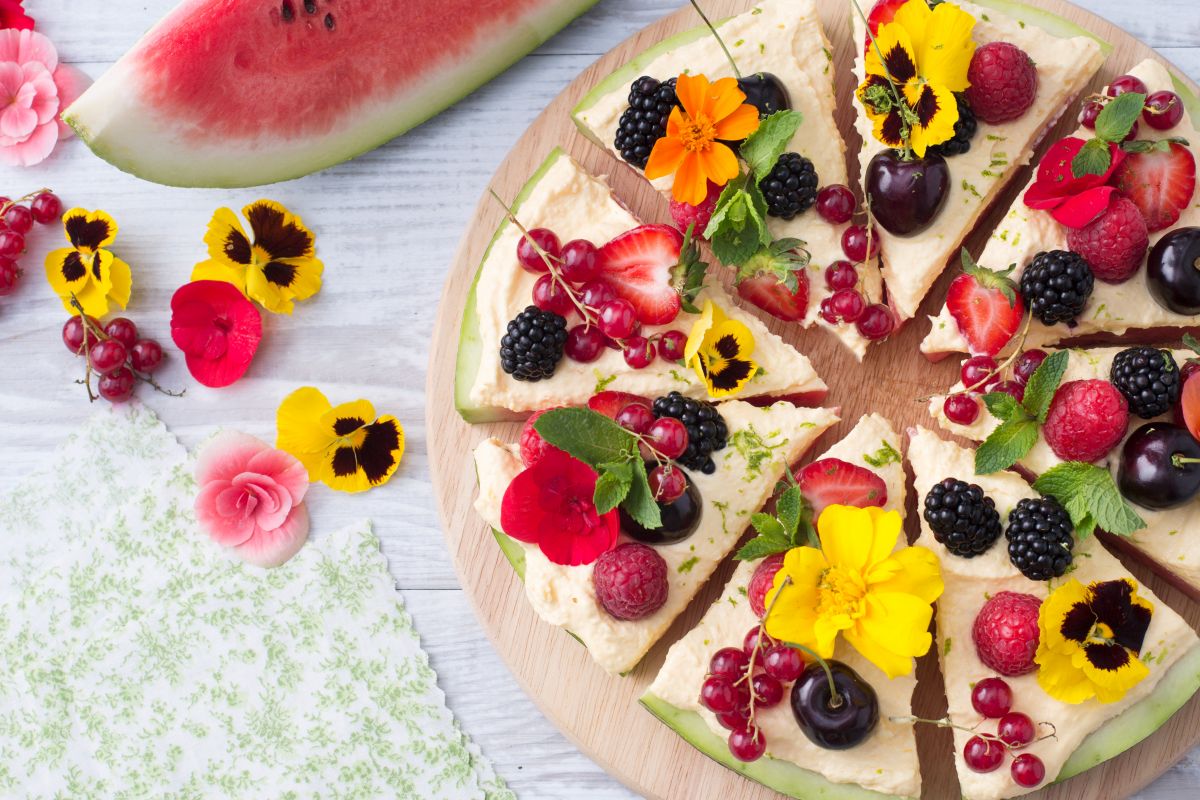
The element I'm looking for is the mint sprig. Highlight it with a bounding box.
[1033,462,1145,538]
[735,480,816,561]
[534,407,662,528]
[741,110,804,180]
[1071,92,1146,178]
[705,173,771,266]
[974,350,1070,474]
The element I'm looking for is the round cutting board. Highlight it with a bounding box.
[427,1,1200,797]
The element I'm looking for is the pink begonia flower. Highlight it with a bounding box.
[0,28,92,167]
[194,430,311,568]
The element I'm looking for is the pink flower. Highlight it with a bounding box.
[194,430,311,568]
[0,28,91,167]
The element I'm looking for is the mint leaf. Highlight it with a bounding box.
[982,391,1023,422]
[705,177,770,267]
[776,485,804,538]
[535,407,637,466]
[742,110,803,179]
[1021,349,1069,422]
[1071,137,1111,178]
[1095,92,1146,143]
[1034,462,1145,538]
[735,533,792,561]
[593,461,632,514]
[960,248,1019,307]
[751,512,786,540]
[623,458,662,529]
[975,418,1039,474]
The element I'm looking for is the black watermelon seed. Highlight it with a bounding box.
[304,0,317,14]
[324,12,335,30]
[280,0,295,21]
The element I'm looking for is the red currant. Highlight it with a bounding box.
[961,355,999,393]
[622,336,656,369]
[963,735,1005,773]
[89,340,128,375]
[996,712,1035,747]
[1107,74,1148,97]
[824,260,858,291]
[743,627,777,657]
[1010,753,1045,788]
[762,645,803,682]
[130,339,164,373]
[516,228,560,273]
[0,259,18,296]
[728,727,766,762]
[62,315,100,354]
[103,317,139,349]
[646,417,688,459]
[943,393,980,425]
[0,230,24,258]
[816,184,856,224]
[971,677,1013,718]
[716,706,751,731]
[615,402,654,434]
[598,298,637,339]
[709,647,750,679]
[532,274,573,315]
[700,676,739,713]
[658,329,687,362]
[994,380,1026,402]
[559,239,598,283]
[564,324,605,362]
[818,297,839,324]
[1144,90,1184,131]
[580,280,617,309]
[830,289,866,323]
[751,673,783,708]
[98,367,136,403]
[841,224,879,263]
[30,192,63,225]
[1078,100,1102,129]
[855,303,894,340]
[3,204,33,235]
[648,464,687,502]
[1012,349,1047,385]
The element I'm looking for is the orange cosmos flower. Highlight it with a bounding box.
[645,73,761,206]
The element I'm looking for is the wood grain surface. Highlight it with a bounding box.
[425,1,1200,798]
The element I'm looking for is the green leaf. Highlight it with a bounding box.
[742,110,804,179]
[975,418,1039,474]
[705,177,770,267]
[960,248,1019,308]
[775,485,804,538]
[982,391,1024,422]
[735,533,792,561]
[1095,92,1147,143]
[1183,332,1200,359]
[622,458,662,530]
[735,237,811,292]
[751,512,786,540]
[1071,137,1111,178]
[534,407,638,467]
[1021,350,1070,422]
[592,461,632,514]
[1034,462,1145,538]
[672,223,710,314]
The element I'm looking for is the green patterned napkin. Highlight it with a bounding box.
[0,405,513,800]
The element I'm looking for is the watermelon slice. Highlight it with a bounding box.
[64,0,599,187]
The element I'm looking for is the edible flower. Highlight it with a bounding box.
[684,299,758,399]
[194,431,310,568]
[500,448,619,566]
[645,73,761,205]
[1023,136,1125,228]
[170,280,263,388]
[856,0,975,157]
[1036,578,1153,704]
[276,386,404,494]
[0,0,33,31]
[44,208,131,316]
[0,28,89,166]
[765,505,943,679]
[192,200,324,314]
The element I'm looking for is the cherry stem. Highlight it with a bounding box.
[850,0,913,161]
[761,575,845,709]
[890,715,1058,750]
[689,0,742,80]
[0,187,52,219]
[1173,454,1200,468]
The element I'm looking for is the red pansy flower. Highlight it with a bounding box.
[0,0,33,31]
[170,279,263,388]
[500,449,619,566]
[1023,137,1127,229]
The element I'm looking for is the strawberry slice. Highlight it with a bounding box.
[735,240,810,322]
[1112,141,1197,232]
[947,251,1025,357]
[587,391,650,419]
[796,458,888,515]
[1181,373,1200,442]
[597,224,684,325]
[864,0,906,53]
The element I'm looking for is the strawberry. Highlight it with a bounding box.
[734,239,810,322]
[946,251,1025,357]
[864,0,906,53]
[1180,372,1200,441]
[597,224,684,325]
[1112,141,1197,232]
[747,553,786,618]
[972,592,1041,677]
[587,391,650,419]
[795,458,888,515]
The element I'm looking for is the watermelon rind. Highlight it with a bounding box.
[969,0,1112,53]
[492,529,527,581]
[454,148,567,423]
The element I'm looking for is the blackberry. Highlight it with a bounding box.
[1019,250,1095,326]
[1005,496,1075,581]
[761,152,819,220]
[499,306,568,382]
[1110,346,1181,419]
[614,76,678,170]
[929,94,977,157]
[651,391,728,474]
[923,478,1003,557]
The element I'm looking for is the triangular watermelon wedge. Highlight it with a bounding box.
[64,0,600,187]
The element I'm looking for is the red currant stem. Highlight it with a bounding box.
[888,715,1058,750]
[134,370,186,398]
[0,187,53,218]
[688,0,742,80]
[851,0,913,161]
[68,293,106,403]
[914,313,1033,403]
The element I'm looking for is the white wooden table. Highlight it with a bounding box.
[1,1,1197,797]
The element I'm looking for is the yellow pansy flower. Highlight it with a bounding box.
[1036,578,1153,704]
[765,505,944,679]
[684,300,758,399]
[193,200,323,314]
[43,208,132,317]
[276,387,404,494]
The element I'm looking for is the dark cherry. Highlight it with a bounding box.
[1117,422,1200,510]
[619,472,702,544]
[737,72,790,117]
[1147,227,1200,315]
[864,149,950,236]
[790,660,879,750]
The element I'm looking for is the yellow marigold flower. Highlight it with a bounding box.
[193,200,323,315]
[765,505,943,679]
[43,208,131,317]
[1036,578,1153,704]
[683,300,758,399]
[857,0,976,156]
[276,386,404,494]
[645,73,761,205]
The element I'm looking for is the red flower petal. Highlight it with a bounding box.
[1049,186,1117,229]
[0,0,35,30]
[170,280,263,388]
[1024,137,1127,214]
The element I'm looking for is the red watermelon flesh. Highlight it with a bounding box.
[64,0,599,187]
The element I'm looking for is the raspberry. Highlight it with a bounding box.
[972,591,1041,677]
[592,543,669,621]
[670,181,721,236]
[1043,379,1130,462]
[1066,197,1149,283]
[747,553,785,617]
[519,407,564,467]
[966,42,1038,124]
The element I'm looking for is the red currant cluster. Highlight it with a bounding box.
[698,623,805,762]
[812,214,895,341]
[964,677,1047,788]
[62,312,177,403]
[1079,74,1185,134]
[0,190,64,300]
[516,227,687,370]
[611,399,689,502]
[943,349,1047,426]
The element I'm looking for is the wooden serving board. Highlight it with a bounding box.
[427,1,1200,797]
